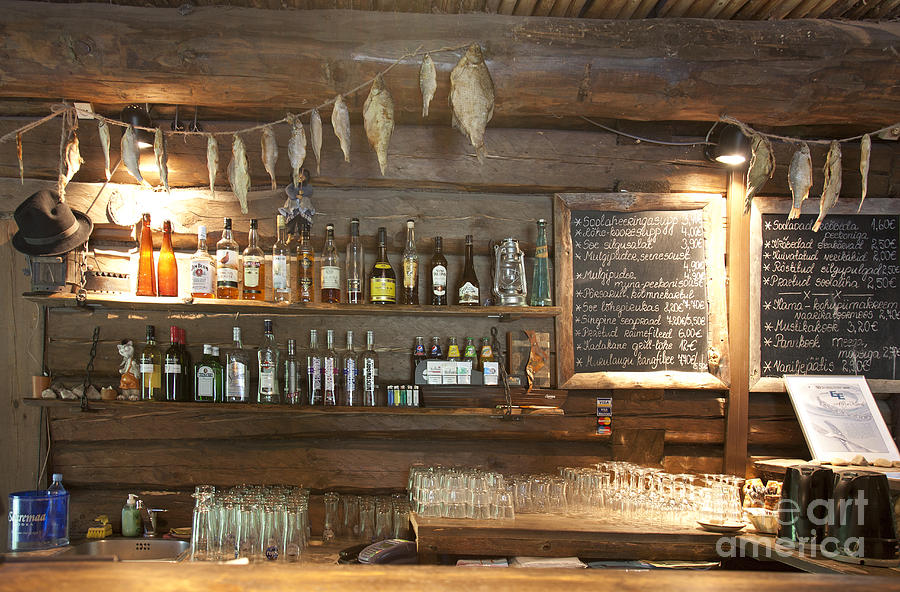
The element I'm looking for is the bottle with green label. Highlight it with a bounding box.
[194,345,224,402]
[369,227,396,304]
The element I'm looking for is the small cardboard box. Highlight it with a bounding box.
[483,361,499,386]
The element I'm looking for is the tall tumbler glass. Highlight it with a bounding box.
[359,496,375,542]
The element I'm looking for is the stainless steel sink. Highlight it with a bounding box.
[60,538,190,562]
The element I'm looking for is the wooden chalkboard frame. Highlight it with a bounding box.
[554,193,729,390]
[750,197,900,393]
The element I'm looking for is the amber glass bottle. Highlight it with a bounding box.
[136,213,157,297]
[242,219,266,301]
[157,220,178,297]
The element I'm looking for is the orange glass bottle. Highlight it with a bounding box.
[157,220,178,297]
[136,213,157,297]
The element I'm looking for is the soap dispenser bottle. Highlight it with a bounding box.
[122,494,142,537]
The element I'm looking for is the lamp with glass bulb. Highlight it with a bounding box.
[705,124,749,166]
[121,105,154,149]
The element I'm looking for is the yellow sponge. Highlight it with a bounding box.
[86,515,113,539]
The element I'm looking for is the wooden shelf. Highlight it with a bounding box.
[24,292,562,319]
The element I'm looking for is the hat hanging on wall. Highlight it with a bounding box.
[12,189,93,256]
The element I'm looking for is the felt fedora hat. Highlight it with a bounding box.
[12,189,93,256]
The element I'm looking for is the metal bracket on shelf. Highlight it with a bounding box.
[489,313,520,323]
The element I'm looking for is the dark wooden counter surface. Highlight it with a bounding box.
[2,561,900,592]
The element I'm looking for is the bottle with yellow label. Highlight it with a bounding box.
[242,219,266,301]
[369,226,396,304]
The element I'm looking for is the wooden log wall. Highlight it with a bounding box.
[1,106,898,541]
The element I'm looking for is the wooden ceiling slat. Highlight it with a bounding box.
[702,0,733,17]
[714,0,753,18]
[565,0,591,17]
[870,0,900,17]
[822,0,863,17]
[532,0,557,15]
[683,0,716,16]
[484,0,502,11]
[785,0,826,16]
[844,0,878,17]
[549,0,573,16]
[512,0,537,14]
[615,0,644,17]
[630,0,661,17]
[660,0,693,16]
[734,0,772,18]
[761,0,805,18]
[805,0,846,17]
[497,0,517,12]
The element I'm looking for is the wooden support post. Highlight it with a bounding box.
[725,170,750,476]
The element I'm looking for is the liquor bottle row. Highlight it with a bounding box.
[137,321,385,406]
[135,215,553,307]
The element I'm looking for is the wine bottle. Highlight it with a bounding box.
[164,326,183,401]
[157,220,178,297]
[136,213,156,297]
[320,224,341,303]
[139,325,162,400]
[429,236,448,306]
[457,234,480,305]
[369,227,396,304]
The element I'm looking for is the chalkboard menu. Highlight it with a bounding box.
[760,213,900,380]
[571,209,709,373]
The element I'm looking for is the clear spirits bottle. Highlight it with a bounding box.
[191,225,216,299]
[139,325,162,400]
[283,338,303,405]
[530,218,552,306]
[322,329,339,406]
[307,329,323,405]
[242,219,266,301]
[273,215,291,303]
[400,219,419,305]
[225,326,250,402]
[361,330,379,407]
[194,344,224,402]
[342,330,359,406]
[345,218,364,304]
[320,224,341,303]
[257,319,280,404]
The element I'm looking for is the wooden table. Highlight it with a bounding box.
[754,458,900,493]
[410,512,726,562]
[2,561,900,592]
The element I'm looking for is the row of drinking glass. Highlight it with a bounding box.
[190,484,310,562]
[322,492,412,542]
[408,464,744,526]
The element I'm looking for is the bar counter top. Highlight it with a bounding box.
[3,561,900,592]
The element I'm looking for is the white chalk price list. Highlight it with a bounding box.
[570,210,708,373]
[759,214,900,379]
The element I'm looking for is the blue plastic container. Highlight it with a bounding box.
[8,489,69,550]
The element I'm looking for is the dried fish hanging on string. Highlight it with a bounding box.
[261,125,278,190]
[121,124,150,188]
[154,128,170,194]
[310,109,323,175]
[744,133,775,213]
[363,74,395,176]
[419,53,436,118]
[287,114,307,187]
[858,134,871,212]
[331,94,351,164]
[206,134,218,198]
[787,143,812,220]
[449,43,495,164]
[228,134,251,214]
[813,141,842,232]
[98,119,111,181]
[58,132,84,199]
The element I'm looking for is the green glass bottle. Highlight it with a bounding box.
[194,345,224,402]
